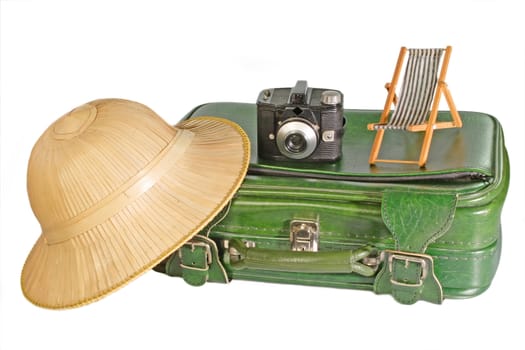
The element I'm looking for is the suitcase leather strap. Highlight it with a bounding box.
[226,239,377,276]
[161,203,233,286]
[163,235,229,286]
[374,191,457,304]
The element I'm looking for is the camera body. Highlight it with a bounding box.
[257,80,344,162]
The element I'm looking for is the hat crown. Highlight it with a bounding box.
[27,99,176,233]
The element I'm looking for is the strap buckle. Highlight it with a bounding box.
[387,252,428,288]
[374,249,442,304]
[179,241,212,272]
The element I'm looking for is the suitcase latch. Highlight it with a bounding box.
[290,220,319,252]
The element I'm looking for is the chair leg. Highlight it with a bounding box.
[369,129,385,165]
[369,48,407,165]
[442,84,462,128]
[418,127,434,167]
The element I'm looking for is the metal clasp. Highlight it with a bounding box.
[225,239,255,263]
[178,241,212,271]
[385,251,430,288]
[290,219,319,252]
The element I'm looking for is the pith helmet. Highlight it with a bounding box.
[22,98,250,309]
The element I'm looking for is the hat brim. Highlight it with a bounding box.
[21,116,250,309]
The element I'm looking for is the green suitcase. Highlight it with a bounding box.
[155,102,509,304]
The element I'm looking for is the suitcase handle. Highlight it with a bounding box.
[226,239,377,277]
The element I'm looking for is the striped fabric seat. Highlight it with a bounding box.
[367,46,462,167]
[373,48,444,130]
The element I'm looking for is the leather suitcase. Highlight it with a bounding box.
[155,102,509,304]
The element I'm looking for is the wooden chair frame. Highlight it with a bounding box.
[367,46,462,167]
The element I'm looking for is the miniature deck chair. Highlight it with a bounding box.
[368,46,462,167]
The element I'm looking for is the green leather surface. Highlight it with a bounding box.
[218,175,502,251]
[162,102,510,301]
[227,239,376,276]
[381,191,457,252]
[185,102,498,178]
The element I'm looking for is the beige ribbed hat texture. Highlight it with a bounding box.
[22,98,250,309]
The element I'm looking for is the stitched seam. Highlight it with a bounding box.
[436,237,496,246]
[215,224,496,247]
[216,224,391,240]
[381,194,400,249]
[216,224,279,232]
[433,253,495,261]
[383,192,459,252]
[421,195,458,251]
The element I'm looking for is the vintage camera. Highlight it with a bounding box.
[257,80,344,162]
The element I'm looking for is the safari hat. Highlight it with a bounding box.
[22,98,250,309]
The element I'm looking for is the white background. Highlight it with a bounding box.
[1,1,524,349]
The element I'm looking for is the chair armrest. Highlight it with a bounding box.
[385,83,398,106]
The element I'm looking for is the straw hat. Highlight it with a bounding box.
[22,98,250,309]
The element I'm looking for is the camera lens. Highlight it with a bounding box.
[285,133,307,154]
[276,120,318,160]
